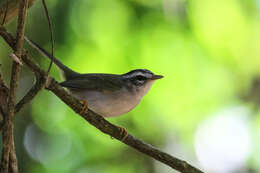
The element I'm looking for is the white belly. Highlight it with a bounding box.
[70,80,155,117]
[71,88,142,117]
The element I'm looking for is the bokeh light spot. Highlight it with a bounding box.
[195,106,251,173]
[24,124,72,165]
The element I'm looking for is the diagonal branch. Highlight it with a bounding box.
[0,0,28,172]
[24,52,204,173]
[0,27,204,173]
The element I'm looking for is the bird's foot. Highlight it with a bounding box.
[118,126,128,141]
[80,100,88,114]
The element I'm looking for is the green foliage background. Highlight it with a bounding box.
[1,0,260,172]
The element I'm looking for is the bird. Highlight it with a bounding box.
[25,37,163,118]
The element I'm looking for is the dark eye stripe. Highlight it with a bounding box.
[136,75,147,81]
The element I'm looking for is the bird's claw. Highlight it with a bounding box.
[80,100,88,114]
[119,126,128,141]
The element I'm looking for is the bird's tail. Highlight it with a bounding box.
[24,37,79,80]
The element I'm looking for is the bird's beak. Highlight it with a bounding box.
[151,75,164,80]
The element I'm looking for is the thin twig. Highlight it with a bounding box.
[0,0,28,172]
[9,53,23,65]
[41,0,54,74]
[0,27,204,173]
[0,26,15,47]
[1,0,8,25]
[15,68,46,113]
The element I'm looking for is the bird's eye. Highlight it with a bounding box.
[136,75,147,81]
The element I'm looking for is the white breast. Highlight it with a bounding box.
[70,80,155,117]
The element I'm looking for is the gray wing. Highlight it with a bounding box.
[59,74,123,92]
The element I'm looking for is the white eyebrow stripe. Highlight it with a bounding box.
[123,71,152,79]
